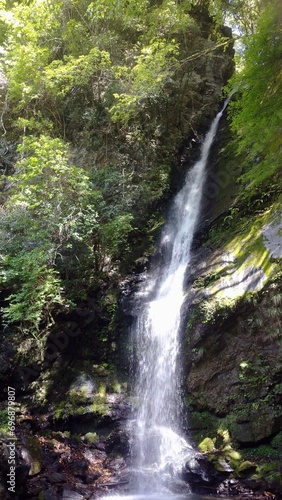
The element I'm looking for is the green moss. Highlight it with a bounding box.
[205,199,282,289]
[254,462,282,493]
[188,202,282,334]
[198,437,215,452]
[84,432,98,443]
[56,431,70,439]
[0,410,9,436]
[242,445,281,462]
[97,383,106,397]
[89,395,108,415]
[225,215,274,277]
[53,394,88,420]
[217,397,282,445]
[93,364,113,377]
[193,269,230,289]
[198,429,251,476]
[111,381,123,393]
[24,435,42,475]
[271,431,282,451]
[189,410,219,428]
[52,392,108,420]
[196,429,280,482]
[235,460,257,477]
[228,449,241,463]
[186,308,204,331]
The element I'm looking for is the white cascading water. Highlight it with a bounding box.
[130,101,228,494]
[100,102,228,500]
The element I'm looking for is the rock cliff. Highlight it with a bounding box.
[182,114,282,495]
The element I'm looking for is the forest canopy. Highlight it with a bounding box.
[0,0,280,357]
[228,0,282,191]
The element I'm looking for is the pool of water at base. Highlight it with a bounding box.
[98,495,229,500]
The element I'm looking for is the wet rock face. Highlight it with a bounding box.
[186,307,273,413]
[0,405,131,499]
[0,339,16,399]
[233,409,282,444]
[182,454,274,499]
[180,107,282,447]
[262,207,282,258]
[184,261,282,443]
[0,438,30,499]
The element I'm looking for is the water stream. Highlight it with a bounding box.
[101,102,228,499]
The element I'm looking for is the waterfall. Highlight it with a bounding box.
[100,101,228,499]
[131,101,228,493]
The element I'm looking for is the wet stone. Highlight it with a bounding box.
[62,488,84,499]
[69,459,88,479]
[86,471,102,483]
[39,488,60,500]
[95,441,106,451]
[47,471,67,483]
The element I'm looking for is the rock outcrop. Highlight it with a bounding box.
[181,116,282,496]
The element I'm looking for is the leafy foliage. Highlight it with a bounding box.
[227,0,282,191]
[110,38,179,124]
[0,0,233,352]
[210,0,262,35]
[0,136,90,337]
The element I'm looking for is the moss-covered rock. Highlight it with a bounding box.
[184,116,282,442]
[21,434,42,476]
[181,109,282,495]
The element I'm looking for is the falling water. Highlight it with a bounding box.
[130,101,228,493]
[100,102,228,500]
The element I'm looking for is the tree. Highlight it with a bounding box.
[210,0,262,36]
[228,0,282,190]
[0,0,234,357]
[0,135,91,349]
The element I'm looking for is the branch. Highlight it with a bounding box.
[176,39,233,69]
[201,449,224,456]
[0,90,8,137]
